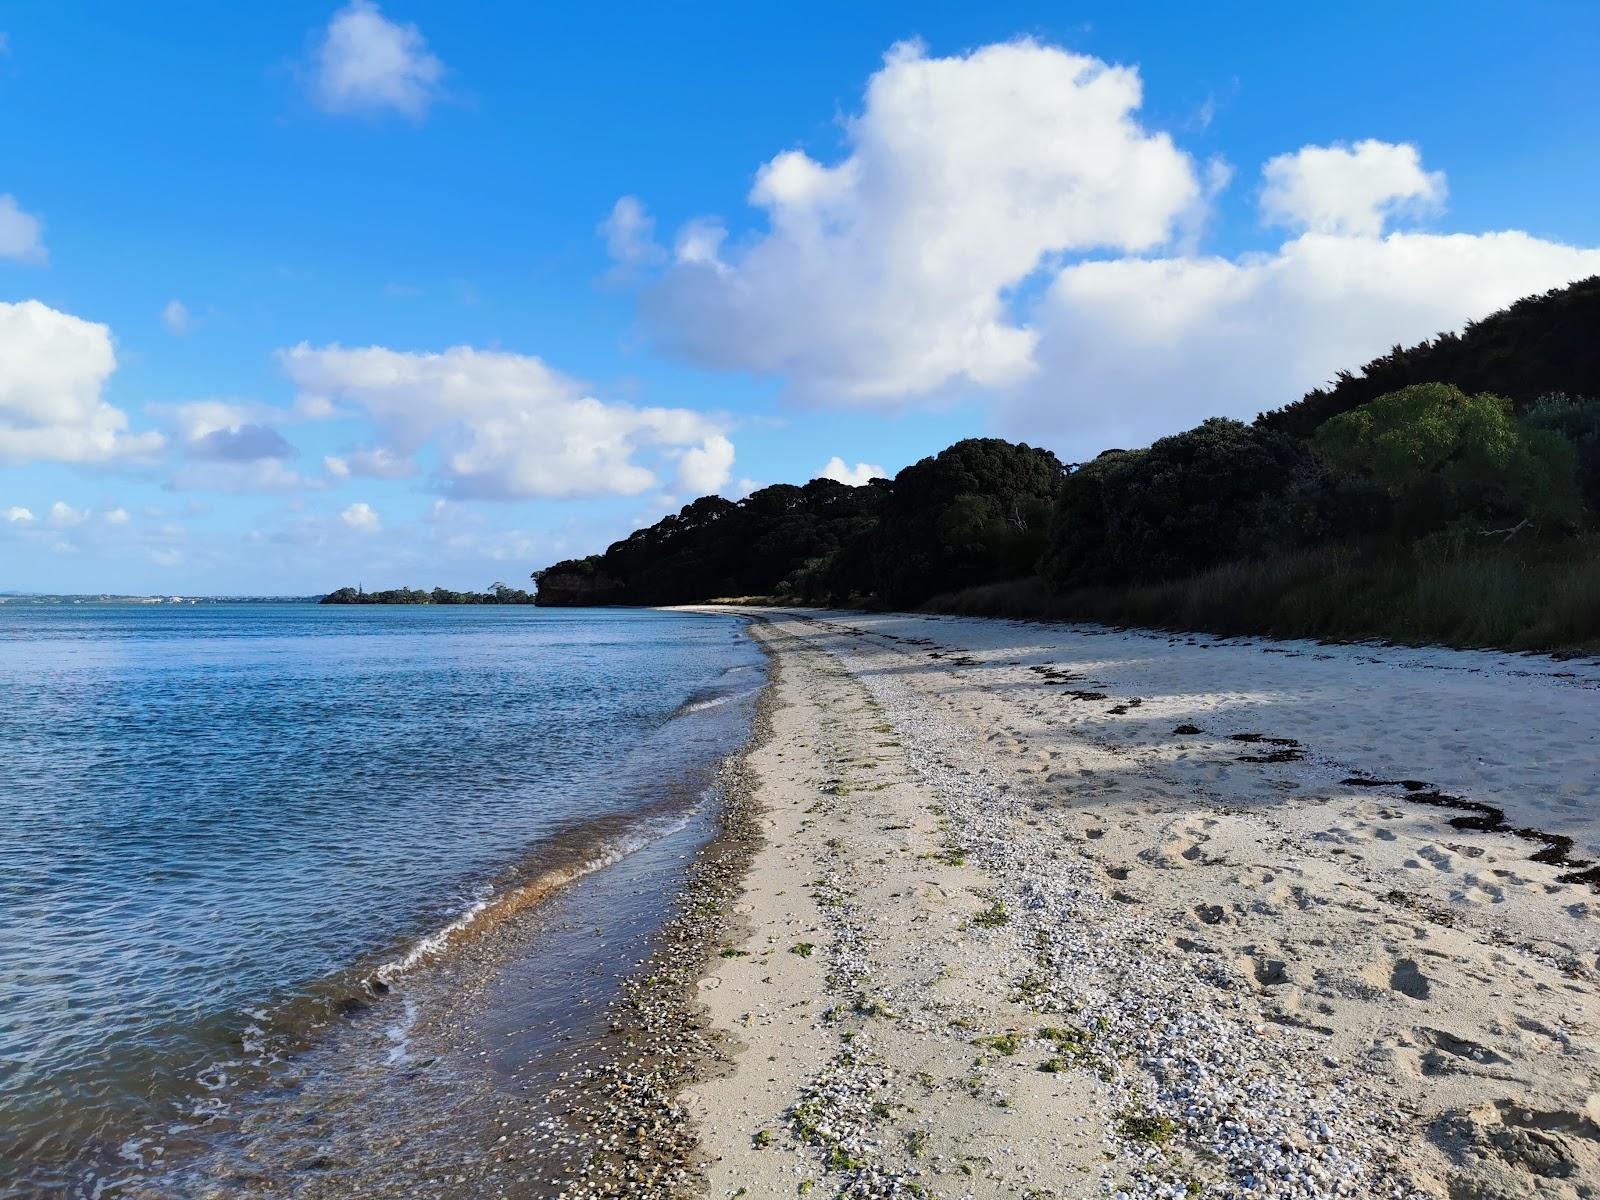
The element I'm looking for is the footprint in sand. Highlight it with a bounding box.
[1143,817,1222,869]
[1390,958,1432,1000]
[1406,844,1456,873]
[1415,1027,1511,1075]
[1360,954,1434,1001]
[1451,875,1508,905]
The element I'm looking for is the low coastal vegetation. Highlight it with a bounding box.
[534,278,1600,652]
[320,583,536,605]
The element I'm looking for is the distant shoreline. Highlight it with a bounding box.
[0,594,322,605]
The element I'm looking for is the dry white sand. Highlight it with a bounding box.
[678,609,1600,1200]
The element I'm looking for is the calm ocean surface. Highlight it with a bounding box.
[0,604,765,1197]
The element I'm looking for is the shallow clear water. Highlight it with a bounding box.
[0,604,763,1197]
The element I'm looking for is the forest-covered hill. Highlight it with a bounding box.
[533,277,1600,650]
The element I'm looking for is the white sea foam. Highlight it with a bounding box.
[370,810,697,989]
[384,996,421,1066]
[679,686,760,715]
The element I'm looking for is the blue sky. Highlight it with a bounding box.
[2,1,1597,594]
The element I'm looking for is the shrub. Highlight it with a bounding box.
[1522,393,1600,517]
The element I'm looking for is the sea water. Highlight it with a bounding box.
[0,604,764,1197]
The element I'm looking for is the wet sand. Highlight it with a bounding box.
[675,609,1600,1199]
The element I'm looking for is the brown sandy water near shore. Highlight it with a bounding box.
[674,608,1600,1200]
[112,802,732,1200]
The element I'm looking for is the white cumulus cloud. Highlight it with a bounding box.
[309,0,443,119]
[637,39,1200,402]
[279,342,732,500]
[819,456,887,486]
[618,39,1600,456]
[154,401,321,492]
[1009,225,1600,454]
[0,301,164,464]
[1260,140,1452,238]
[1261,139,1445,237]
[166,401,296,462]
[0,195,46,264]
[341,501,380,531]
[676,433,735,494]
[3,505,33,523]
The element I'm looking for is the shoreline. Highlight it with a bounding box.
[549,615,782,1198]
[654,608,1599,1198]
[695,595,1600,667]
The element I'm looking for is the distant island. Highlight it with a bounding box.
[320,583,536,605]
[533,277,1600,654]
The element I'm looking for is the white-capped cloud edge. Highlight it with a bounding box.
[677,433,735,494]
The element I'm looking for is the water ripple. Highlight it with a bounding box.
[0,604,761,1195]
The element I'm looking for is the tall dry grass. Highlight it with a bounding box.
[922,539,1600,654]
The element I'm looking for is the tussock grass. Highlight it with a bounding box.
[923,539,1600,655]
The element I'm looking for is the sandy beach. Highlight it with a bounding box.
[673,608,1600,1200]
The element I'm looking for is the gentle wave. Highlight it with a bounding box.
[371,813,690,987]
[676,686,762,716]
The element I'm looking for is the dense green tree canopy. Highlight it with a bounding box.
[532,440,1058,608]
[1314,383,1581,532]
[534,478,886,606]
[1040,419,1350,590]
[867,439,1064,607]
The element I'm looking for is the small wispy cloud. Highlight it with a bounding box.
[161,299,193,334]
[0,194,47,265]
[308,0,445,120]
